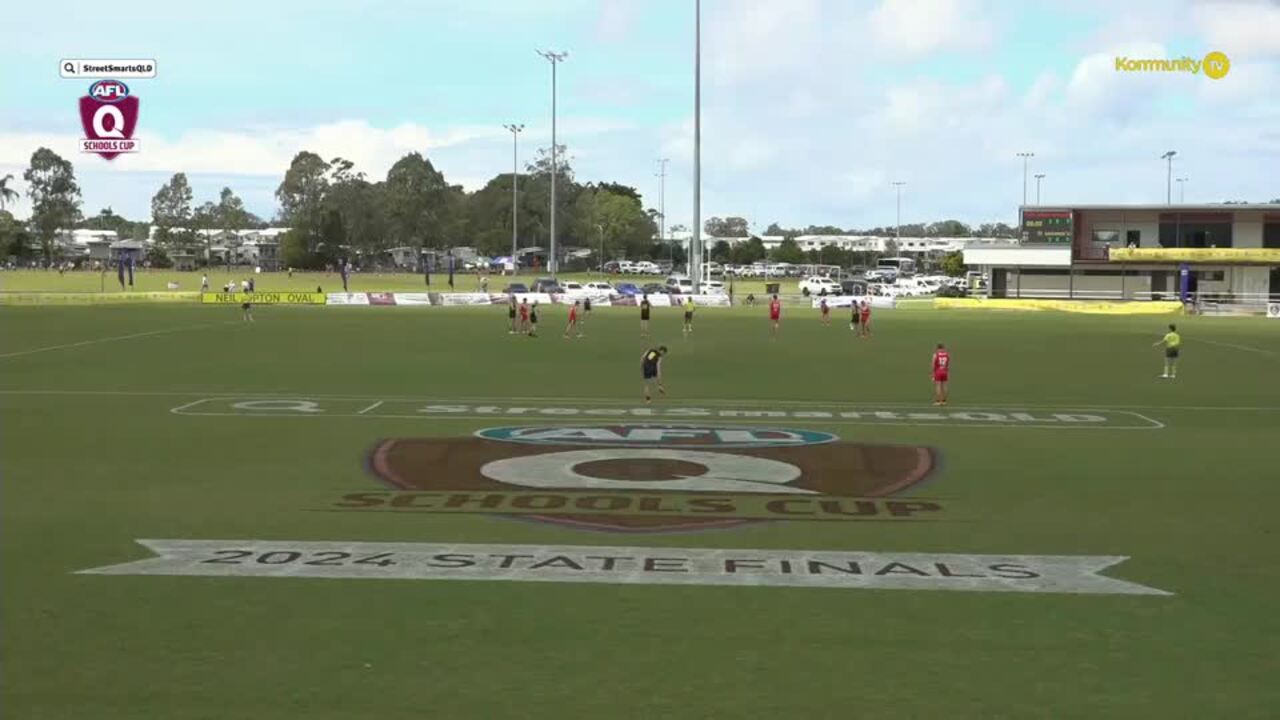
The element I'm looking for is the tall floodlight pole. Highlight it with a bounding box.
[892,181,906,242]
[1177,176,1188,204]
[503,123,524,275]
[1016,152,1034,207]
[1161,150,1177,205]
[1034,173,1045,205]
[656,157,669,268]
[691,0,701,292]
[538,49,568,277]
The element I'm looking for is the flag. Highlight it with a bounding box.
[341,262,349,292]
[116,257,125,290]
[127,255,135,287]
[447,255,455,289]
[424,256,430,286]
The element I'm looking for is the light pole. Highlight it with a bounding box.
[596,223,604,274]
[1034,173,1045,205]
[1176,176,1188,204]
[691,0,701,292]
[1161,150,1177,204]
[537,49,568,277]
[892,181,906,244]
[656,157,669,269]
[503,123,523,276]
[1016,152,1034,207]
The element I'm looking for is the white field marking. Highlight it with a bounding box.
[0,321,239,360]
[166,401,1166,430]
[1186,337,1276,357]
[76,539,1172,596]
[356,401,384,415]
[0,388,1276,412]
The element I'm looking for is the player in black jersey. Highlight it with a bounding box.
[641,346,668,404]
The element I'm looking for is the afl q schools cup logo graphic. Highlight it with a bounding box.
[79,79,140,160]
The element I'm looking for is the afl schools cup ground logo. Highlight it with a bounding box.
[346,424,942,533]
[79,79,140,159]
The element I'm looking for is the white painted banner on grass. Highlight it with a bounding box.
[78,540,1170,595]
[1268,302,1279,319]
[169,398,1166,429]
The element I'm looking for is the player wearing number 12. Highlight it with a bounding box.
[932,343,951,406]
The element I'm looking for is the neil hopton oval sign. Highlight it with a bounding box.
[474,425,838,449]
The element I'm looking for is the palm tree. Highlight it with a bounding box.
[0,174,17,211]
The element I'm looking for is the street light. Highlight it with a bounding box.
[1034,173,1045,205]
[691,0,702,293]
[503,123,523,276]
[656,157,669,269]
[892,181,906,242]
[1161,150,1177,204]
[1176,176,1188,204]
[537,49,568,277]
[1016,152,1034,207]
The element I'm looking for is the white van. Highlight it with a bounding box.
[665,275,694,294]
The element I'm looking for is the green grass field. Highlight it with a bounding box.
[0,269,803,296]
[2,301,1278,719]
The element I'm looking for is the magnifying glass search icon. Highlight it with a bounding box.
[63,62,76,74]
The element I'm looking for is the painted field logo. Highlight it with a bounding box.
[79,79,140,159]
[476,425,837,448]
[348,424,940,532]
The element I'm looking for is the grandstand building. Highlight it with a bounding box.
[965,204,1280,304]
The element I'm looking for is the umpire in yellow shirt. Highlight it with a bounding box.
[1153,324,1181,379]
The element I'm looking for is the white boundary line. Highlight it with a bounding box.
[0,321,238,359]
[166,398,1165,430]
[0,388,1276,412]
[1186,337,1276,357]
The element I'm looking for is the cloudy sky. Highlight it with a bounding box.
[1,0,1277,230]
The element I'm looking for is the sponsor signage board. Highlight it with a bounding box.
[201,292,325,305]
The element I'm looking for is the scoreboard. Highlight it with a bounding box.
[1021,209,1073,244]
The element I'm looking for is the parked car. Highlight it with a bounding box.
[799,275,842,296]
[602,261,622,274]
[502,283,529,294]
[840,279,868,296]
[665,275,694,294]
[633,261,662,275]
[641,282,675,296]
[584,281,618,297]
[936,285,968,298]
[703,280,727,295]
[615,282,641,297]
[531,278,564,294]
[560,281,589,297]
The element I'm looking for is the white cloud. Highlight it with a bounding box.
[1193,1,1280,58]
[594,0,639,43]
[868,0,994,57]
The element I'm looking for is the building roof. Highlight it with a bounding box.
[1021,203,1280,212]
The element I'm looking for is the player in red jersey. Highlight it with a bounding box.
[769,294,781,339]
[859,299,872,338]
[931,343,951,405]
[518,298,530,335]
[563,300,581,339]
